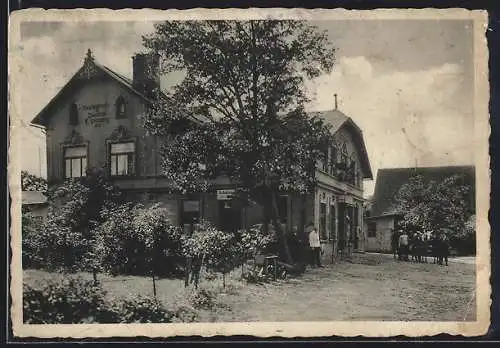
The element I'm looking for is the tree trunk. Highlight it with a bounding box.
[270,190,293,264]
[152,272,157,299]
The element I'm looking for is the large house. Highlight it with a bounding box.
[365,165,475,253]
[30,49,373,264]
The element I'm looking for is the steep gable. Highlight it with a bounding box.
[31,50,152,127]
[310,109,373,180]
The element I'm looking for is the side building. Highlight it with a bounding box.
[31,50,373,264]
[365,165,475,253]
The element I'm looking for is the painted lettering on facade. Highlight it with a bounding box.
[80,103,110,127]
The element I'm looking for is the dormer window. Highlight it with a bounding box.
[69,103,79,125]
[115,97,126,118]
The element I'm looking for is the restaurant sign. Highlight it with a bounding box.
[81,103,110,128]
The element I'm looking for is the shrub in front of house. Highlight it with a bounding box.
[94,202,184,277]
[23,275,193,324]
[188,287,218,310]
[23,276,107,324]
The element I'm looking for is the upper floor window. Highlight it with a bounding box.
[329,145,338,174]
[110,141,135,176]
[69,103,79,125]
[115,97,126,118]
[64,145,87,178]
[341,143,348,166]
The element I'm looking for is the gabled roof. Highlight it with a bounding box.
[310,109,373,179]
[371,165,476,217]
[31,50,209,127]
[31,51,153,127]
[22,191,48,205]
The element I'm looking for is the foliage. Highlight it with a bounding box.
[94,202,184,276]
[182,221,243,278]
[22,168,121,273]
[394,174,474,254]
[142,21,337,263]
[103,296,175,323]
[21,170,47,193]
[23,276,107,324]
[188,287,218,310]
[23,276,184,324]
[238,223,279,259]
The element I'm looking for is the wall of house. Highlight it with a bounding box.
[45,78,159,185]
[365,216,395,253]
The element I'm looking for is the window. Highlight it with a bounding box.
[319,202,327,240]
[115,97,126,118]
[64,146,87,178]
[329,145,337,174]
[110,142,135,176]
[329,203,336,240]
[341,143,348,166]
[69,103,79,125]
[367,221,376,238]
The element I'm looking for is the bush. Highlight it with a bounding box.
[182,221,244,285]
[188,287,218,310]
[23,276,107,324]
[102,296,175,323]
[94,202,184,276]
[23,276,190,324]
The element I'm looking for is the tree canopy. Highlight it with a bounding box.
[142,21,337,263]
[394,174,472,238]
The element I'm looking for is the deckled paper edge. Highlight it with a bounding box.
[8,7,491,339]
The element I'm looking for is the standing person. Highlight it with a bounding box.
[308,223,322,267]
[391,229,400,260]
[398,230,409,261]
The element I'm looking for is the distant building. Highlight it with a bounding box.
[364,165,475,253]
[30,49,373,263]
[22,191,48,219]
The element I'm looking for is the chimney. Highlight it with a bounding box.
[334,93,338,110]
[132,53,160,98]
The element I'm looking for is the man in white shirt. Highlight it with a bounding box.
[308,223,322,267]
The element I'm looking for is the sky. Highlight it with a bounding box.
[15,19,475,197]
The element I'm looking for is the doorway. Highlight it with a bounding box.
[218,200,242,233]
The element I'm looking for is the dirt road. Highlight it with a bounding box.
[212,253,476,322]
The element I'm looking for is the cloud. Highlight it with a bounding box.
[305,56,474,196]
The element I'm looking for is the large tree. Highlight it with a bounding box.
[142,20,336,264]
[394,174,472,238]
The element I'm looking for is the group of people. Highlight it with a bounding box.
[392,228,450,266]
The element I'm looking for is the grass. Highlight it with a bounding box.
[23,253,476,322]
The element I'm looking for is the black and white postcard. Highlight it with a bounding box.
[8,8,490,338]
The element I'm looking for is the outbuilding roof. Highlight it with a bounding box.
[22,191,48,205]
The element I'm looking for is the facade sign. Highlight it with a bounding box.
[217,189,235,201]
[80,103,110,128]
